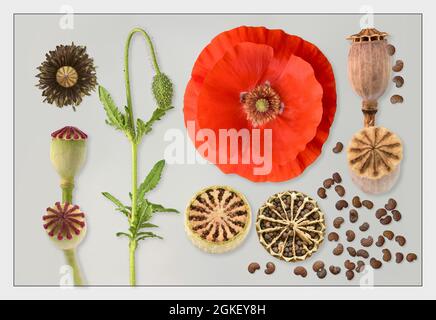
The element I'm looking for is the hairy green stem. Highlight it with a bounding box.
[60,179,84,285]
[63,249,83,285]
[123,27,161,286]
[129,143,138,286]
[129,240,137,286]
[124,27,161,135]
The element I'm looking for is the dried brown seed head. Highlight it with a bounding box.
[186,186,251,253]
[256,191,325,262]
[347,127,403,184]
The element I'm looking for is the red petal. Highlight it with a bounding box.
[184,26,336,182]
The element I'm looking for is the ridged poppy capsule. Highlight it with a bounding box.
[50,126,87,185]
[347,28,392,127]
[43,202,87,250]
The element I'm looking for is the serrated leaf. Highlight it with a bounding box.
[116,232,131,239]
[135,106,173,143]
[149,202,179,213]
[140,222,159,228]
[137,160,165,200]
[102,192,124,207]
[99,86,126,131]
[136,231,163,241]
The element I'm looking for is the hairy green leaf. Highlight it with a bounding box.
[135,106,173,143]
[149,202,179,213]
[99,86,127,131]
[116,232,131,239]
[140,222,159,228]
[137,160,165,200]
[102,192,124,207]
[136,231,163,241]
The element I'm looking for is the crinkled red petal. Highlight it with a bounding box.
[184,26,336,182]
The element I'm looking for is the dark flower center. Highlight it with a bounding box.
[241,83,282,127]
[56,66,78,88]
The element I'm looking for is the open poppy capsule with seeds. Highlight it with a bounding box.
[256,191,325,262]
[184,26,336,182]
[43,202,87,250]
[347,126,403,194]
[185,186,251,253]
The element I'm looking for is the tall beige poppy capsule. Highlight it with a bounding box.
[347,28,391,127]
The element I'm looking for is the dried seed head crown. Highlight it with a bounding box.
[43,202,86,250]
[36,43,97,109]
[241,83,282,127]
[347,28,388,43]
[347,126,403,179]
[256,190,325,262]
[51,126,88,140]
[185,186,251,254]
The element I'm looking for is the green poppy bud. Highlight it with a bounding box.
[50,126,87,184]
[152,73,173,109]
[43,202,87,250]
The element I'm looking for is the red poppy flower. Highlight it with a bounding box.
[184,26,336,182]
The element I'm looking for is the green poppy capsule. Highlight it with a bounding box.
[50,126,88,184]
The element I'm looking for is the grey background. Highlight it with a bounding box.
[14,14,421,286]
